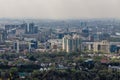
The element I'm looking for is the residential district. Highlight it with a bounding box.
[0,19,120,80]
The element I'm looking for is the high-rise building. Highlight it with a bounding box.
[62,35,70,51]
[62,34,81,52]
[29,23,34,34]
[13,40,37,53]
[13,40,19,53]
[28,40,38,52]
[24,23,38,34]
[82,27,89,37]
[0,33,2,42]
[57,33,64,39]
[0,30,7,42]
[30,40,38,49]
[21,23,28,34]
[33,26,38,34]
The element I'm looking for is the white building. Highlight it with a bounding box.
[82,40,110,53]
[62,34,81,53]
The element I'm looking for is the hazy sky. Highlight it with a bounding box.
[0,0,120,19]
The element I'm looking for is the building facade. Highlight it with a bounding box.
[82,40,110,53]
[62,34,81,53]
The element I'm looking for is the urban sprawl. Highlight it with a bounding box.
[0,19,120,79]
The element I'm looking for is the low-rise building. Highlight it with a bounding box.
[82,40,110,53]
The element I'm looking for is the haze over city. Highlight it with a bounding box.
[0,0,120,19]
[0,0,120,80]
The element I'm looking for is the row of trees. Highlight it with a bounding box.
[0,66,120,80]
[0,52,119,79]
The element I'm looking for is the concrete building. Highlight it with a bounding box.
[24,23,38,34]
[93,40,110,53]
[13,40,38,53]
[13,40,20,53]
[82,40,110,53]
[48,39,62,50]
[0,30,7,42]
[62,34,81,53]
[110,42,120,53]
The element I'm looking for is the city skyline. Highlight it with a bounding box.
[0,0,120,19]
